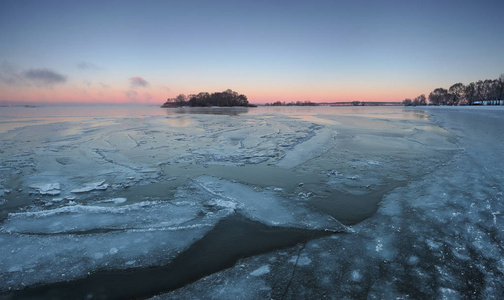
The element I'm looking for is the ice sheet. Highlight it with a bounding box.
[0,196,226,290]
[3,106,490,298]
[193,176,346,232]
[276,127,336,168]
[155,107,504,299]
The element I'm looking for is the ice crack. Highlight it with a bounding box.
[281,243,306,300]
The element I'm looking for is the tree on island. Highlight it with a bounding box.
[162,89,251,107]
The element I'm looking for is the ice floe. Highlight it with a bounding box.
[29,182,61,195]
[0,198,224,290]
[193,176,346,232]
[277,128,335,169]
[70,180,108,193]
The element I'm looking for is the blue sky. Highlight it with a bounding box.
[1,0,503,104]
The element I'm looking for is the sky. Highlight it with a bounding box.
[0,0,503,104]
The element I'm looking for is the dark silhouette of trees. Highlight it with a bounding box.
[265,101,317,106]
[500,74,504,100]
[175,94,188,106]
[404,75,503,106]
[449,83,465,105]
[465,82,477,105]
[403,94,427,106]
[402,98,413,106]
[162,89,250,107]
[425,75,503,106]
[414,94,427,106]
[163,94,188,107]
[188,92,211,107]
[188,89,248,107]
[428,88,449,105]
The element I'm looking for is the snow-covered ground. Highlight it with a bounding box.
[1,106,502,298]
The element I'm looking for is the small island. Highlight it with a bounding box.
[162,89,255,108]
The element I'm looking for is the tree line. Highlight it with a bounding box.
[162,89,251,107]
[404,74,504,106]
[265,101,317,106]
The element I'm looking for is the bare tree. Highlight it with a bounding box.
[429,88,449,105]
[465,82,477,105]
[413,94,427,106]
[449,83,465,105]
[403,98,413,106]
[175,94,187,106]
[499,74,504,100]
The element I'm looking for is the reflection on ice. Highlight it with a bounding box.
[164,107,250,116]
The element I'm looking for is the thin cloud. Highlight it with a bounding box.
[24,68,67,86]
[77,61,101,70]
[124,90,139,102]
[124,90,152,103]
[130,76,148,88]
[144,92,152,102]
[99,82,110,89]
[0,61,26,86]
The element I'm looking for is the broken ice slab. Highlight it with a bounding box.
[29,182,61,195]
[71,180,108,193]
[98,198,127,204]
[2,200,202,234]
[276,128,335,169]
[0,197,230,291]
[0,188,12,195]
[193,176,347,233]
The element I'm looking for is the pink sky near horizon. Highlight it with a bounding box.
[0,81,428,105]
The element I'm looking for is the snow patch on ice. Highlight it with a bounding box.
[289,254,312,266]
[204,199,237,211]
[351,270,362,282]
[250,265,270,276]
[99,197,127,204]
[29,182,60,195]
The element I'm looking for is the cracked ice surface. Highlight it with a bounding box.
[0,107,330,202]
[3,105,500,298]
[0,174,344,290]
[156,107,504,299]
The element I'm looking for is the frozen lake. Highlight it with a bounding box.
[0,105,503,298]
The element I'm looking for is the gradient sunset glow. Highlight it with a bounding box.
[1,0,503,105]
